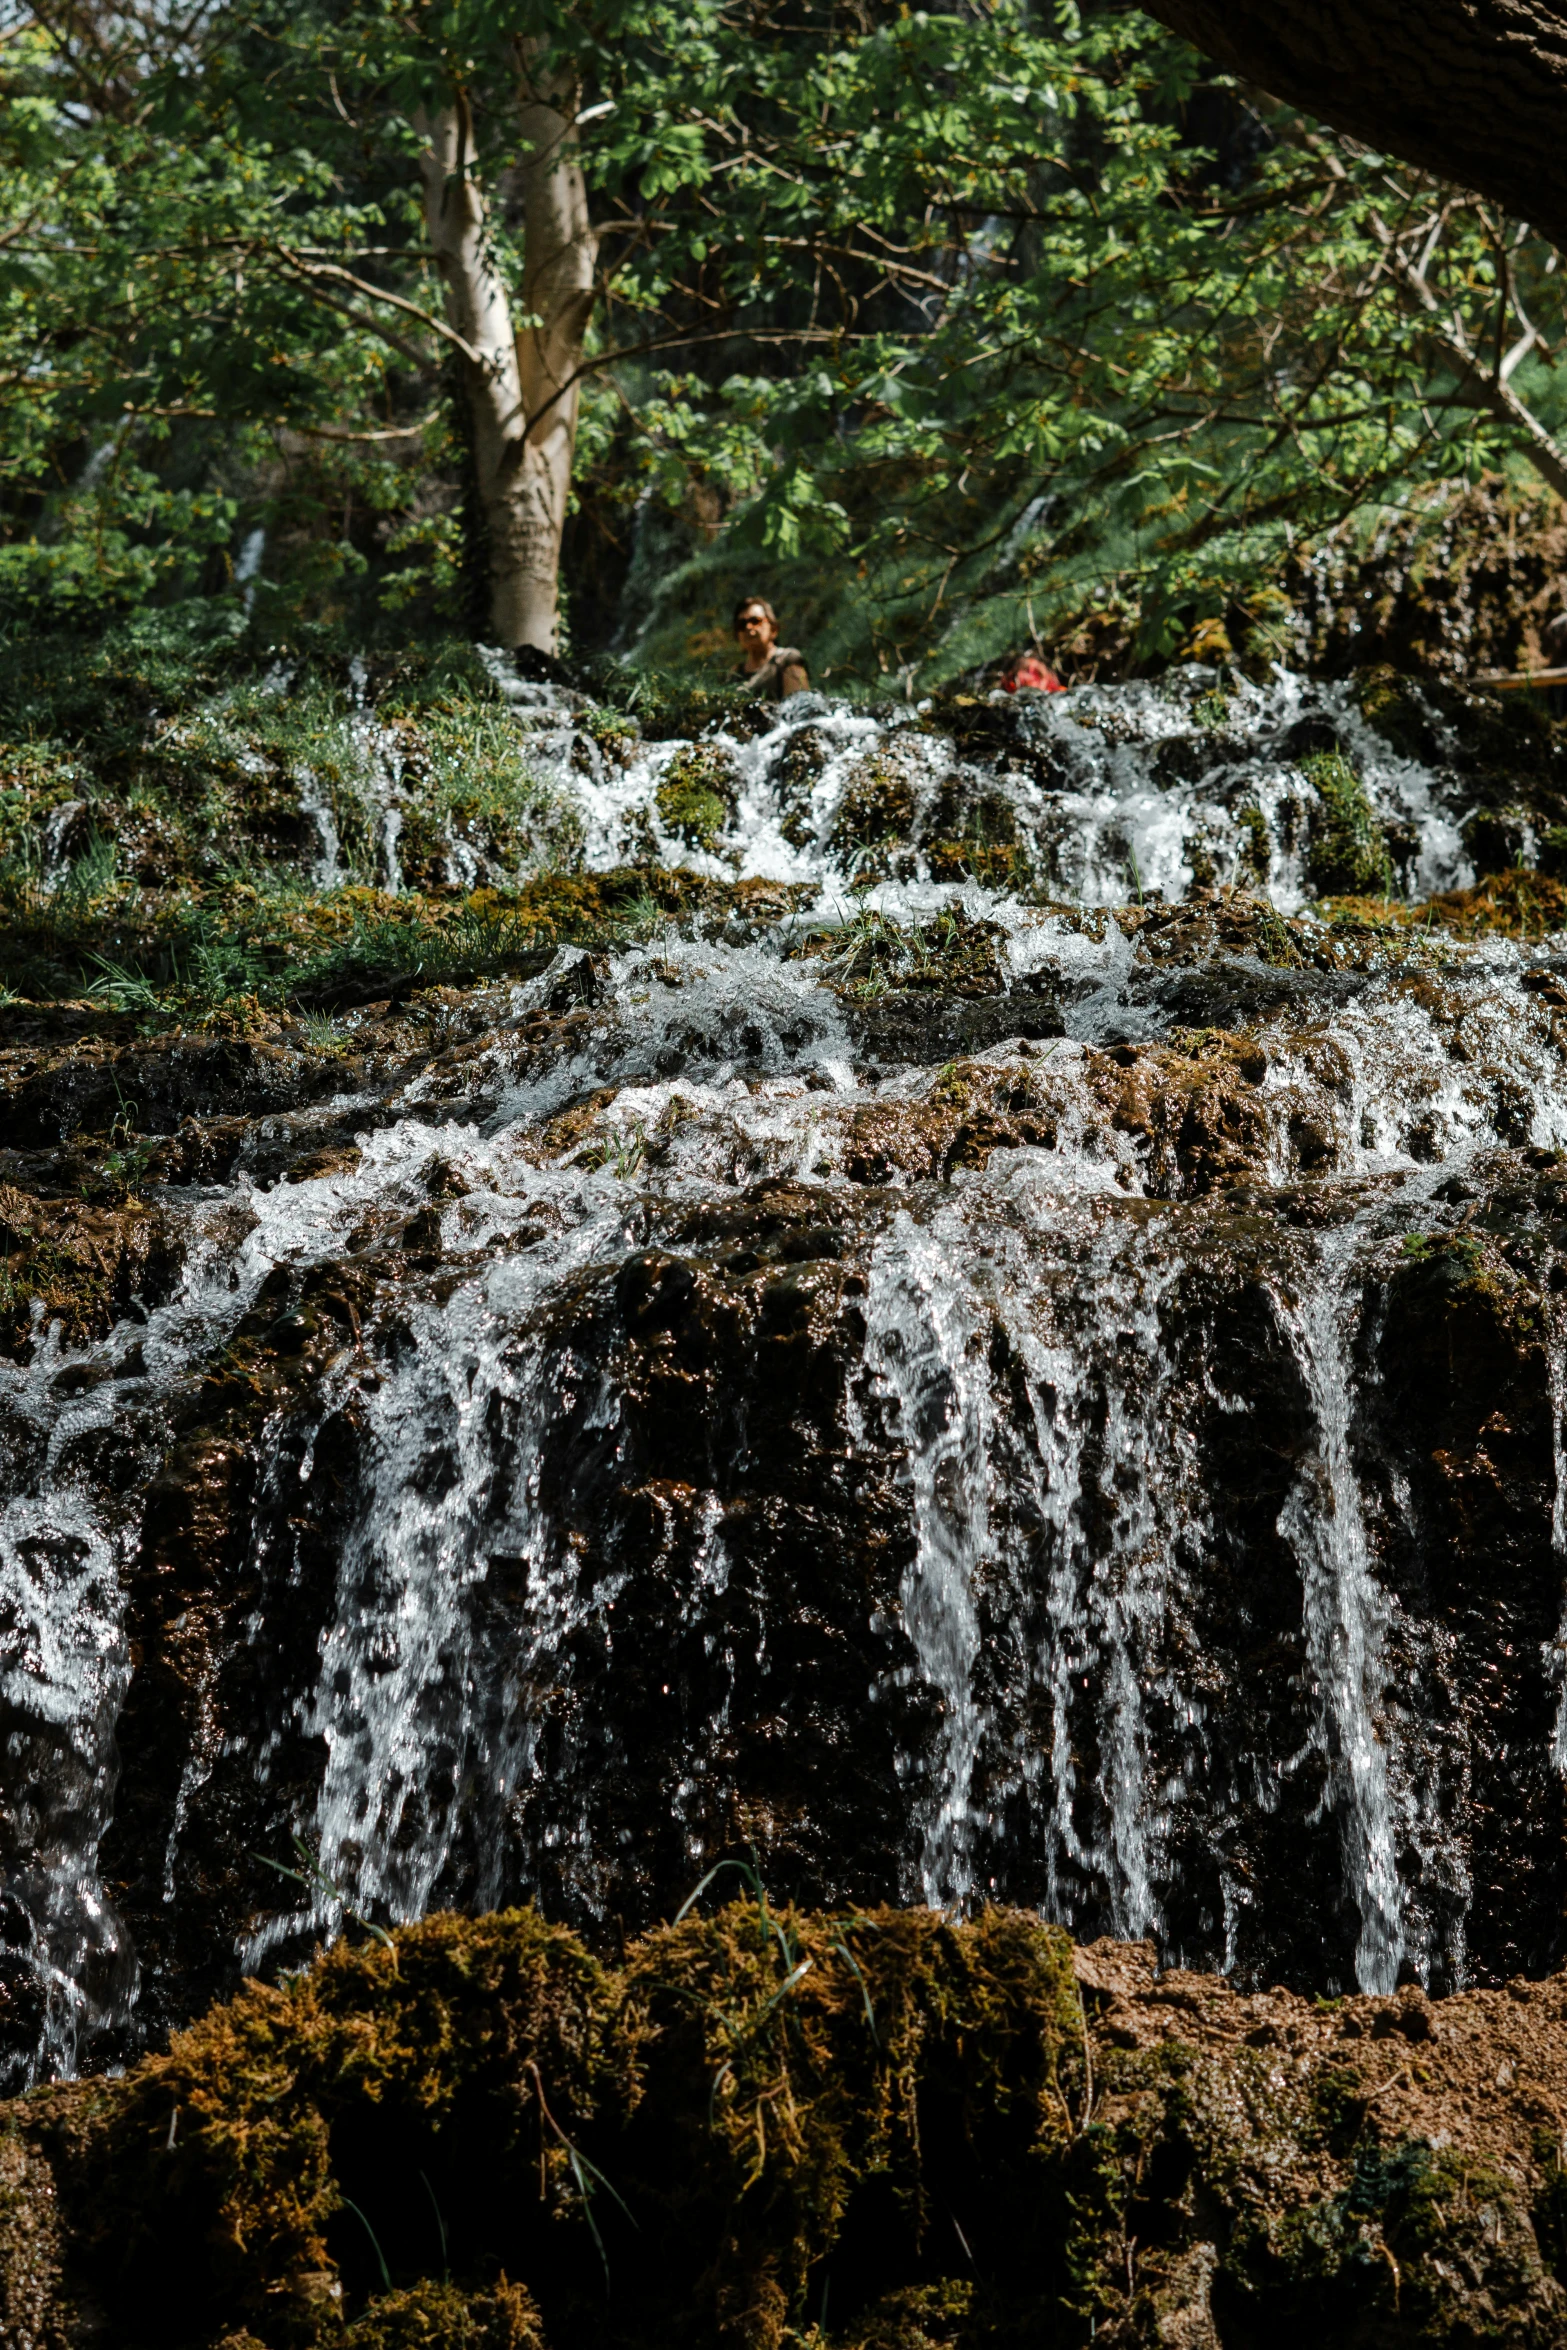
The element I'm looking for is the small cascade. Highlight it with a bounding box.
[1274,1240,1405,1993]
[293,760,344,888]
[1011,1213,1192,1948]
[856,1209,990,1909]
[0,1442,137,2082]
[347,655,407,892]
[1546,1302,1567,1776]
[488,664,1478,912]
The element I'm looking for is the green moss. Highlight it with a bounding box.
[343,2279,544,2348]
[1302,749,1395,898]
[1227,2137,1552,2337]
[828,745,921,874]
[655,743,742,849]
[9,1904,1084,2350]
[834,2279,973,2347]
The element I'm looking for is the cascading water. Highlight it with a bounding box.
[855,1208,990,1910]
[5,659,1567,2089]
[1274,1236,1404,1994]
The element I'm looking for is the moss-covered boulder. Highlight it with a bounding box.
[655,744,743,850]
[8,1910,1567,2347]
[827,744,924,875]
[1302,750,1395,898]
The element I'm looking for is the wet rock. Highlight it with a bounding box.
[0,1184,183,1356]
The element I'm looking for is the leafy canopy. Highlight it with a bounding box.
[0,0,1560,675]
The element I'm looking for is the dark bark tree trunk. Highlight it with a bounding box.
[1140,0,1567,252]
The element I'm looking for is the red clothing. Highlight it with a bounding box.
[1003,655,1063,694]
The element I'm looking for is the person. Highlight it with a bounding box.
[733,596,810,699]
[1001,651,1064,694]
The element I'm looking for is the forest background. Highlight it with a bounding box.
[2,0,1566,692]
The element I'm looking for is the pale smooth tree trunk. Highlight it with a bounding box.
[418,74,596,652]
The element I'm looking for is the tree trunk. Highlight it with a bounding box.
[418,79,596,653]
[1140,0,1567,254]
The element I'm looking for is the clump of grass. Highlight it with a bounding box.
[795,902,1008,999]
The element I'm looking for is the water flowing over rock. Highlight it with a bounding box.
[3,664,1567,2092]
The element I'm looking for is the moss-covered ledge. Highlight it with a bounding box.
[6,1906,1567,2348]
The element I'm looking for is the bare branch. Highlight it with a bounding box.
[272,251,483,366]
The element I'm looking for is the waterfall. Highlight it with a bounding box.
[1274,1242,1404,1993]
[0,1482,134,2082]
[857,1210,990,1909]
[6,662,1567,2081]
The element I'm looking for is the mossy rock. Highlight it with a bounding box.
[11,1905,1567,2347]
[924,839,1029,888]
[1425,866,1567,939]
[795,905,1009,998]
[923,777,1018,851]
[577,704,641,770]
[655,743,742,849]
[343,2279,544,2349]
[769,725,831,847]
[1462,803,1535,880]
[1356,664,1442,764]
[1235,802,1272,886]
[3,1905,1083,2350]
[828,744,922,871]
[1302,750,1394,898]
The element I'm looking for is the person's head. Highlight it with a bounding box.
[733,595,778,654]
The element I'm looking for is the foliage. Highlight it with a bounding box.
[0,0,1563,677]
